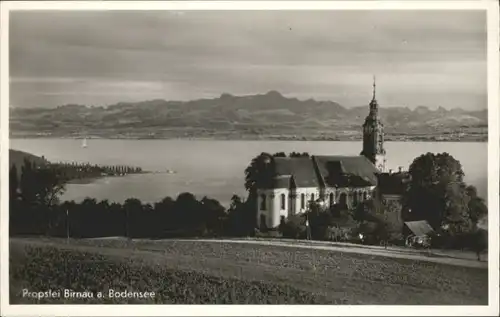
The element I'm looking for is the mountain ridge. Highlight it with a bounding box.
[9,91,487,141]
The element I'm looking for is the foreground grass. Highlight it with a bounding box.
[10,238,488,305]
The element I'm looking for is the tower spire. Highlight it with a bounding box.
[362,76,386,172]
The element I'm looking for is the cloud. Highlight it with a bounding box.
[9,10,487,109]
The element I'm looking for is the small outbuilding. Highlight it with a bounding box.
[404,220,434,237]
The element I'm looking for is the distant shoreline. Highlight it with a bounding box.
[9,135,488,143]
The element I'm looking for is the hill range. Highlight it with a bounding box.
[9,91,487,141]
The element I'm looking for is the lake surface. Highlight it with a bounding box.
[10,139,488,207]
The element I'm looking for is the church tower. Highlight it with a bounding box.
[361,76,386,172]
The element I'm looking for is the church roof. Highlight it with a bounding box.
[267,155,378,189]
[270,175,292,189]
[273,157,320,188]
[313,155,379,187]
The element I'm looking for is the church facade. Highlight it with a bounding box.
[256,80,401,229]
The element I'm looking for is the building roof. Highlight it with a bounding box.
[404,220,434,236]
[314,155,379,187]
[377,172,410,195]
[260,154,411,192]
[273,157,320,188]
[270,175,292,189]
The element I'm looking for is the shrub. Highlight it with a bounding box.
[280,214,306,239]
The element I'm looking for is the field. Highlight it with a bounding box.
[10,237,488,305]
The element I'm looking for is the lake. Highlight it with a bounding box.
[10,139,488,207]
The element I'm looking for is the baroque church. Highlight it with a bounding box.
[256,79,407,230]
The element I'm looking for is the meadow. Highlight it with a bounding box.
[10,238,488,305]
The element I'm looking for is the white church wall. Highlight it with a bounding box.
[293,187,320,215]
[256,188,292,229]
[271,188,289,228]
[323,186,376,209]
[257,185,378,228]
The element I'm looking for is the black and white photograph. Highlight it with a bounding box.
[1,1,499,316]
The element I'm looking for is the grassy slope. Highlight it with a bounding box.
[10,238,488,305]
[9,149,47,168]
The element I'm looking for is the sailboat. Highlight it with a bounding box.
[82,137,88,148]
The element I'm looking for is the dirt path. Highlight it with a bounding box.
[170,238,488,269]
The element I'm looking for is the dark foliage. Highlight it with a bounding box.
[50,162,144,183]
[10,158,249,239]
[280,214,306,239]
[406,152,487,237]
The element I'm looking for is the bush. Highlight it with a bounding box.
[324,225,353,242]
[255,229,282,238]
[280,214,306,239]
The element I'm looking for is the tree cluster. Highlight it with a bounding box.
[10,159,249,239]
[48,162,143,182]
[406,152,487,235]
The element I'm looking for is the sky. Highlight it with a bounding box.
[9,10,487,110]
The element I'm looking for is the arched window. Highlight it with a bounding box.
[280,193,286,210]
[353,191,358,206]
[260,194,267,210]
[311,193,315,202]
[301,193,305,209]
[329,192,334,206]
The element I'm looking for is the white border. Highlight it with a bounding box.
[1,1,499,316]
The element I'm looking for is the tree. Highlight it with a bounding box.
[443,182,472,235]
[406,152,468,230]
[226,195,254,236]
[244,152,275,192]
[19,158,35,203]
[305,200,342,240]
[200,196,227,236]
[9,165,18,202]
[289,152,310,157]
[124,198,143,238]
[59,200,77,238]
[351,198,392,245]
[280,213,306,239]
[471,225,488,261]
[154,196,175,212]
[273,152,286,157]
[16,159,66,236]
[19,159,66,209]
[373,220,391,248]
[466,185,488,224]
[353,199,381,222]
[172,192,206,235]
[153,196,175,235]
